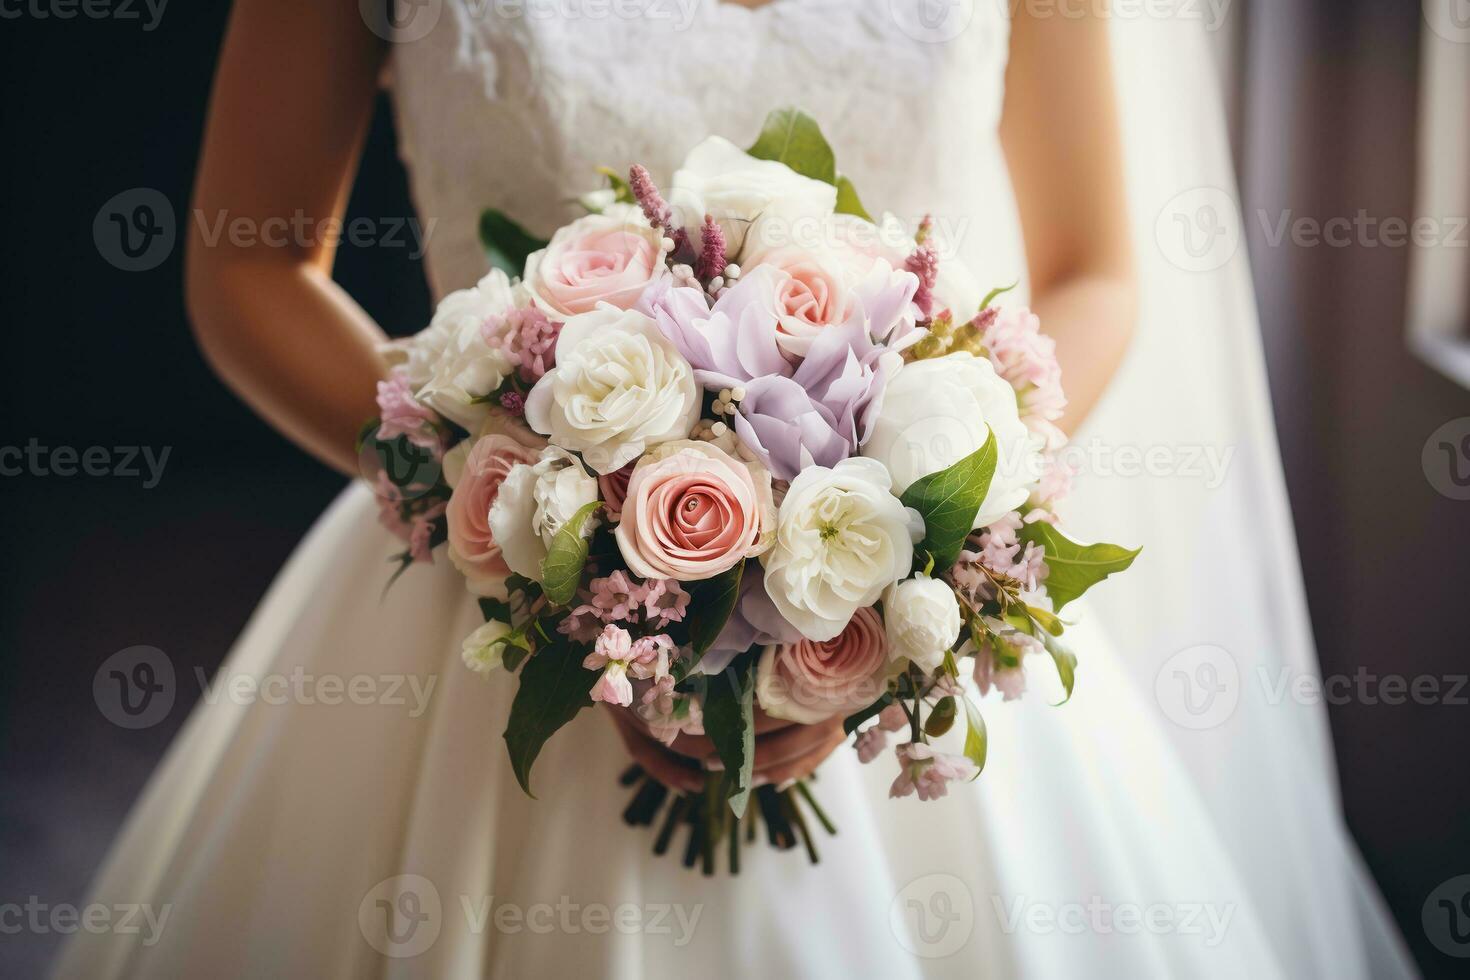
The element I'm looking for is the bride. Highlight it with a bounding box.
[56,1,1417,977]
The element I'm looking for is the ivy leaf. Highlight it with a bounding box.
[1038,628,1078,704]
[540,501,601,607]
[746,107,837,185]
[960,695,988,778]
[899,429,998,572]
[924,696,957,737]
[479,209,548,277]
[834,175,872,221]
[843,691,896,735]
[684,560,745,669]
[1018,523,1140,612]
[502,639,596,797]
[703,651,757,818]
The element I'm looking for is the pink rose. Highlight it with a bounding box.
[597,463,634,522]
[613,440,774,581]
[755,607,890,724]
[742,245,852,358]
[523,205,669,318]
[445,434,539,596]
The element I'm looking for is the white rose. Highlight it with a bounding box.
[392,269,516,430]
[863,352,1042,529]
[462,619,514,675]
[670,136,837,261]
[487,447,599,582]
[763,457,923,642]
[524,305,699,474]
[883,574,963,673]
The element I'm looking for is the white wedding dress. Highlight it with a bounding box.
[56,2,1417,977]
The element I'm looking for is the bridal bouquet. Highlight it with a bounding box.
[360,108,1138,872]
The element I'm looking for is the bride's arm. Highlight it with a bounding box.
[185,0,390,476]
[1001,3,1137,435]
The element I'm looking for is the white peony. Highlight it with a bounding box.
[863,352,1043,529]
[883,574,963,673]
[523,305,699,474]
[763,457,923,642]
[462,619,515,675]
[386,269,516,430]
[670,136,837,261]
[487,447,600,582]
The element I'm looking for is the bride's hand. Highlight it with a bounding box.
[606,705,847,794]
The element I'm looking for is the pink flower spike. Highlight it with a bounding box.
[695,214,726,283]
[906,242,939,317]
[629,164,672,232]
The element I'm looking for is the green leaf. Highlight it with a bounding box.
[479,209,548,277]
[960,695,988,778]
[1038,628,1078,704]
[478,597,513,624]
[502,639,597,796]
[1026,604,1065,637]
[980,280,1019,311]
[1018,523,1140,612]
[899,429,998,572]
[685,560,745,667]
[540,501,601,606]
[834,175,872,221]
[843,691,895,736]
[746,107,837,185]
[703,651,757,818]
[596,166,636,205]
[924,696,957,737]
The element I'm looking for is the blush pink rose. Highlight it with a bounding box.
[755,606,890,724]
[523,205,669,318]
[445,434,539,597]
[613,440,774,582]
[743,245,853,357]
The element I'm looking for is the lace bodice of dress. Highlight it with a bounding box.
[389,0,1019,301]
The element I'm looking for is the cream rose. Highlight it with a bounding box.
[523,305,699,474]
[755,607,890,724]
[863,352,1042,529]
[487,447,600,583]
[763,457,922,642]
[882,574,963,673]
[670,136,837,261]
[614,440,775,581]
[522,204,669,318]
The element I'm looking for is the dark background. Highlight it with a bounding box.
[1,1,1466,977]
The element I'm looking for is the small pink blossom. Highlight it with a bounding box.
[588,662,633,707]
[628,633,676,682]
[485,306,561,383]
[579,570,641,623]
[638,676,704,745]
[585,624,633,668]
[974,636,1032,702]
[855,726,888,764]
[638,578,690,627]
[888,742,978,801]
[981,307,1067,448]
[375,373,442,453]
[878,703,909,732]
